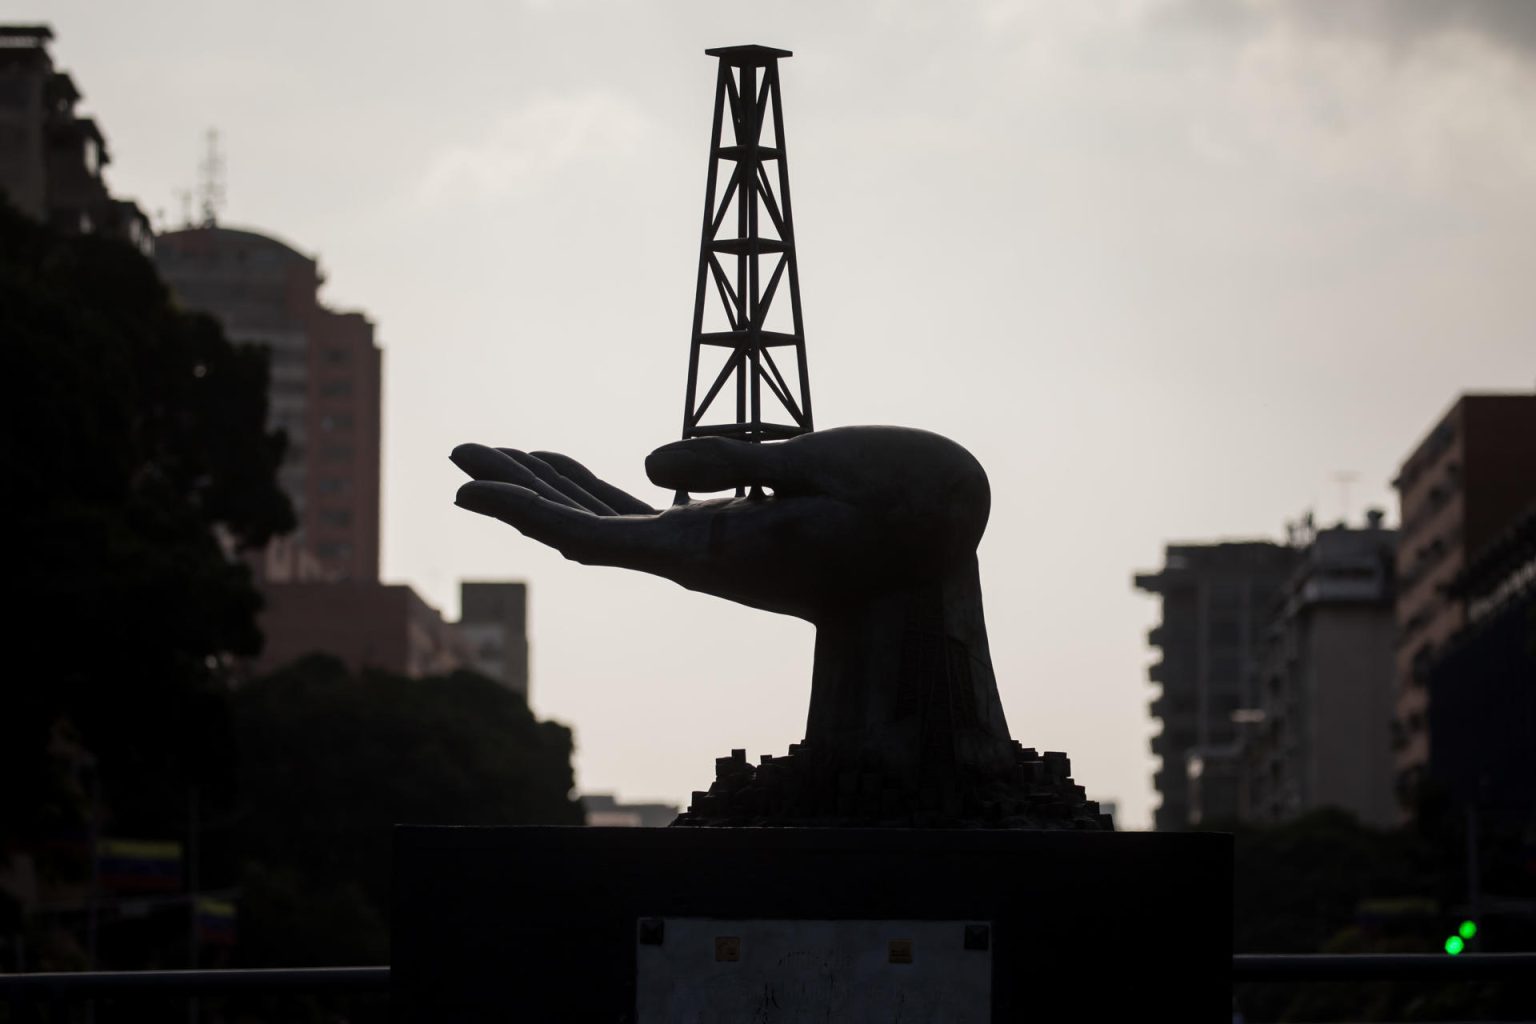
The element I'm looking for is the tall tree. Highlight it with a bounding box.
[0,200,293,843]
[231,655,584,966]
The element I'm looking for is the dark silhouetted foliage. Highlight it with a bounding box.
[229,654,583,968]
[0,204,584,1001]
[0,199,292,847]
[1233,808,1437,955]
[1233,808,1535,1021]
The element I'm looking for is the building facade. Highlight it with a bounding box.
[156,226,383,583]
[0,25,151,251]
[251,581,470,679]
[458,582,531,700]
[156,225,534,689]
[1244,514,1398,827]
[1134,542,1299,829]
[1392,392,1536,814]
[1426,503,1536,815]
[581,794,680,828]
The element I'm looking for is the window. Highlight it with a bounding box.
[1209,582,1245,607]
[1209,618,1241,645]
[320,379,353,397]
[1214,693,1244,716]
[1209,653,1243,685]
[323,348,351,364]
[318,509,353,529]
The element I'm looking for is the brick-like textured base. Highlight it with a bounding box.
[674,742,1113,829]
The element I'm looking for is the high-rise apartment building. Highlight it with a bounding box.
[0,24,151,251]
[1244,514,1398,827]
[1134,542,1299,830]
[156,226,382,583]
[1392,392,1536,814]
[1427,504,1535,813]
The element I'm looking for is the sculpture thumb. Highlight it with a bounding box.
[645,436,784,494]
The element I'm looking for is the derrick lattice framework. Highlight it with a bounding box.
[680,45,813,447]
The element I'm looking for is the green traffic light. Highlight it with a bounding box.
[1458,920,1478,941]
[1444,935,1465,956]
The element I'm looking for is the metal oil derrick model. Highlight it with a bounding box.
[679,46,813,458]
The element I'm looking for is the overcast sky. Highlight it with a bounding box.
[20,0,1535,828]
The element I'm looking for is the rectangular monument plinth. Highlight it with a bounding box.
[393,826,1232,1022]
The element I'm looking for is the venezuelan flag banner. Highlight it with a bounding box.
[195,897,237,947]
[97,838,182,893]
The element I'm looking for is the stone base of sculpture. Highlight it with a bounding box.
[393,825,1231,1023]
[673,743,1112,829]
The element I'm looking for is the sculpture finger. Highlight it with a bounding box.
[644,436,813,495]
[652,428,990,520]
[497,448,616,516]
[529,450,657,515]
[455,481,688,572]
[450,444,585,511]
[455,481,600,553]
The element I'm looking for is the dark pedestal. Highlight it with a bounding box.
[393,826,1232,1022]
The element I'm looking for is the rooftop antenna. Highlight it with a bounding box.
[1330,470,1359,526]
[676,45,814,501]
[174,188,194,228]
[197,128,225,227]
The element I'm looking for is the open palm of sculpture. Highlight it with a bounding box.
[452,425,1017,781]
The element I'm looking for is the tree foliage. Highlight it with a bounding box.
[0,205,585,993]
[1233,808,1437,955]
[1233,808,1534,1021]
[0,201,293,840]
[230,654,584,966]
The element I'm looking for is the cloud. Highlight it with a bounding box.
[417,92,649,204]
[1294,0,1536,59]
[1146,0,1536,195]
[1157,0,1536,61]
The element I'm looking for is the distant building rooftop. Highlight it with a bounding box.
[0,24,52,45]
[582,794,679,828]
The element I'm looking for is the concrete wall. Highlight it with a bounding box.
[1308,606,1398,827]
[253,581,468,679]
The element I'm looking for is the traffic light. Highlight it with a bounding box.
[1443,919,1477,955]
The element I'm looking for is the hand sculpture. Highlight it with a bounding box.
[453,426,1104,827]
[451,429,1105,829]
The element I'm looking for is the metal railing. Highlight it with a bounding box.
[2,954,1535,1003]
[1233,952,1536,981]
[0,966,388,1001]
